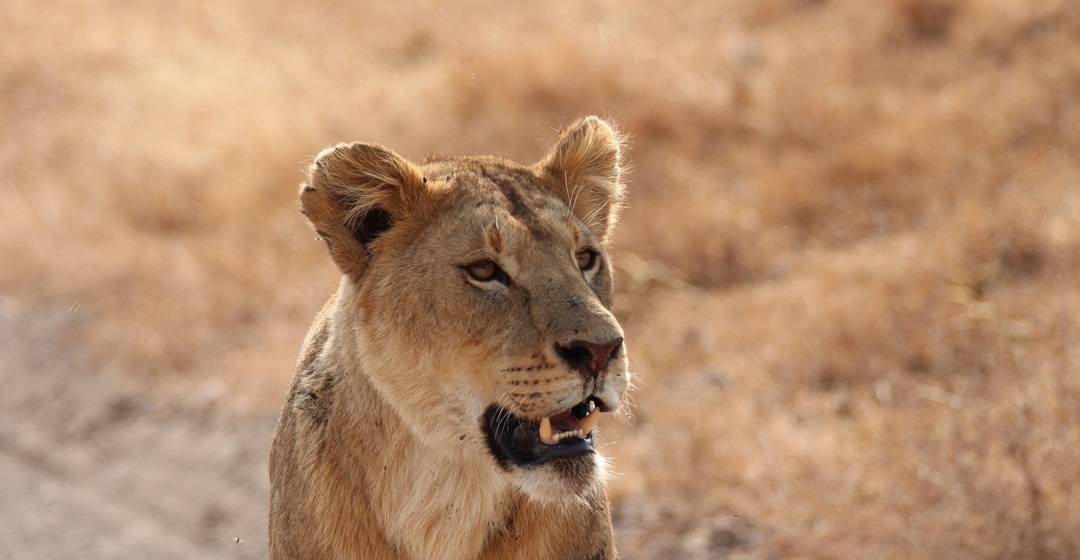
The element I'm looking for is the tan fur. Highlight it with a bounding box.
[270,117,629,560]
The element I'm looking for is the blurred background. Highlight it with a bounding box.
[2,0,1079,558]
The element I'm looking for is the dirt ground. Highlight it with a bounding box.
[0,299,274,559]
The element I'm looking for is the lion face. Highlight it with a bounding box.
[301,117,629,501]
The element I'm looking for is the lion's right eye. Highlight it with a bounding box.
[575,248,599,272]
[464,260,511,286]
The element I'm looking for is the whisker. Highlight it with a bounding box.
[582,197,612,228]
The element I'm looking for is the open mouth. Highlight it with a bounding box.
[482,398,602,468]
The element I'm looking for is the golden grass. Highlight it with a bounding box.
[3,0,1079,557]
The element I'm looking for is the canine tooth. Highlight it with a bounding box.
[579,412,598,435]
[539,417,556,445]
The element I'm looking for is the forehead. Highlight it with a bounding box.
[423,157,580,244]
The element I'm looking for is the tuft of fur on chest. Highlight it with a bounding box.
[378,445,513,560]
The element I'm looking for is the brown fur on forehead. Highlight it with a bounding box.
[422,156,572,241]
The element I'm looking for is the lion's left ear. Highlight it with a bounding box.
[536,116,626,243]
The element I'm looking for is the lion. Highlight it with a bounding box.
[269,116,632,560]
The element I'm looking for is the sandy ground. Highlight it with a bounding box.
[0,300,275,559]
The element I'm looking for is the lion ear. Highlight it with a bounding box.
[537,116,626,243]
[300,142,428,277]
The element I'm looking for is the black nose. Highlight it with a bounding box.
[555,337,623,377]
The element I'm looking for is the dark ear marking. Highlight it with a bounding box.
[300,141,429,276]
[353,206,393,246]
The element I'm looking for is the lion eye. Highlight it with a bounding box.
[576,248,599,272]
[464,260,511,286]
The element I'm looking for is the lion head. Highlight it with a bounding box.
[300,116,630,501]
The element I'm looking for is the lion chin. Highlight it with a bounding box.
[515,454,608,506]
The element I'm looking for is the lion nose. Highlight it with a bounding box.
[555,337,623,377]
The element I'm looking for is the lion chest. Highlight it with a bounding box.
[375,449,512,560]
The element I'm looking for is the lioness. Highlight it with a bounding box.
[269,116,631,560]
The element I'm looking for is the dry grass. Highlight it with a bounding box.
[3,0,1080,557]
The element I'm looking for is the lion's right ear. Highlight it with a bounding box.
[536,116,626,243]
[300,142,428,277]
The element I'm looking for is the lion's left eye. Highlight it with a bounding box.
[575,248,599,272]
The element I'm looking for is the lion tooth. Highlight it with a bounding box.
[539,417,556,445]
[579,412,598,435]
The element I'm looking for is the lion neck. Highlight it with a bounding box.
[322,280,515,560]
